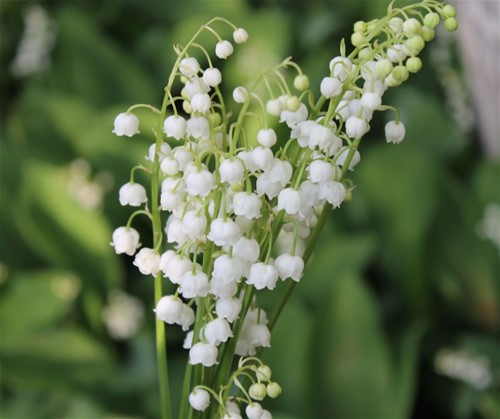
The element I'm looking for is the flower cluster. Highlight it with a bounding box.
[110,4,457,418]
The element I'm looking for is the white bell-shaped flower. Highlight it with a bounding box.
[187,116,210,139]
[276,188,302,215]
[215,40,234,59]
[299,180,319,207]
[155,295,184,324]
[318,180,346,207]
[179,269,210,299]
[257,128,277,148]
[280,103,308,128]
[119,182,147,206]
[267,159,293,186]
[208,218,241,246]
[336,148,361,170]
[191,93,212,113]
[163,254,192,284]
[247,262,279,290]
[145,142,171,162]
[179,57,200,78]
[233,237,260,263]
[213,254,243,283]
[165,215,189,245]
[133,248,160,276]
[256,173,283,199]
[159,250,176,274]
[110,227,141,256]
[251,147,274,171]
[179,304,195,331]
[345,116,369,139]
[219,158,245,184]
[266,98,284,116]
[182,210,207,241]
[385,121,406,143]
[203,67,222,87]
[233,192,262,219]
[233,27,249,43]
[275,253,304,281]
[291,120,316,148]
[320,77,342,98]
[248,323,271,347]
[309,124,337,151]
[163,115,187,140]
[361,91,382,110]
[185,168,215,198]
[307,160,335,184]
[215,298,242,322]
[189,342,218,367]
[246,403,264,419]
[160,189,185,211]
[210,275,238,299]
[329,56,353,81]
[183,330,194,349]
[113,112,140,137]
[203,317,233,346]
[189,388,210,412]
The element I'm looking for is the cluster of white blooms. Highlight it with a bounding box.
[109,5,457,417]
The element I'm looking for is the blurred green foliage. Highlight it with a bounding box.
[1,1,499,418]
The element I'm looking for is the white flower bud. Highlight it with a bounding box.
[215,40,234,59]
[345,116,369,139]
[233,237,260,263]
[186,116,210,139]
[163,254,192,284]
[251,147,274,171]
[189,388,210,411]
[261,410,272,419]
[215,298,242,322]
[307,160,335,184]
[145,142,171,162]
[276,188,302,215]
[191,93,212,113]
[182,210,207,241]
[133,248,160,276]
[113,112,140,137]
[320,77,342,98]
[213,254,243,283]
[280,103,308,128]
[257,128,277,148]
[329,57,353,81]
[110,227,141,256]
[208,218,241,246]
[266,98,284,116]
[233,192,262,219]
[160,156,180,176]
[220,158,245,184]
[247,262,279,290]
[204,317,233,346]
[179,305,195,331]
[203,67,222,87]
[385,120,406,143]
[184,77,209,99]
[233,86,248,103]
[266,382,282,399]
[233,27,249,43]
[210,275,238,299]
[189,342,218,367]
[309,124,338,151]
[256,365,272,381]
[119,182,147,206]
[293,74,310,91]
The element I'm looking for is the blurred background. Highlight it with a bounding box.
[0,0,499,418]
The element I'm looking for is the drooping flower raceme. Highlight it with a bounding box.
[110,7,457,418]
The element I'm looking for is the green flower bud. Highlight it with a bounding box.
[358,47,372,59]
[354,20,366,33]
[266,382,282,399]
[249,383,267,401]
[286,96,301,112]
[375,59,393,79]
[406,56,422,73]
[182,100,192,114]
[293,75,310,91]
[443,4,457,18]
[256,365,272,381]
[444,17,458,32]
[423,12,440,29]
[351,31,366,47]
[406,35,425,53]
[208,112,221,126]
[367,19,380,33]
[392,65,409,82]
[385,76,402,87]
[403,18,422,36]
[421,27,435,42]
